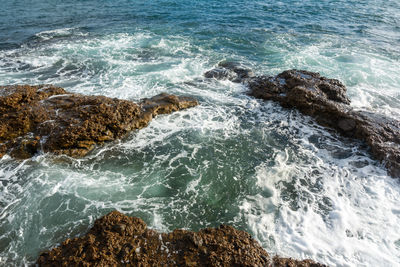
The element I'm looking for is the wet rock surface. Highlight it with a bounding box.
[0,85,198,159]
[37,211,326,267]
[205,65,400,178]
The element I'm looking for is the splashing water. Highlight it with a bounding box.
[0,0,399,265]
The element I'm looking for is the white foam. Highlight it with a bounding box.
[240,122,400,266]
[34,28,88,41]
[1,28,400,266]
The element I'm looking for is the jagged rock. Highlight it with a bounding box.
[205,65,400,178]
[37,211,326,267]
[272,256,325,267]
[248,69,350,106]
[0,85,198,158]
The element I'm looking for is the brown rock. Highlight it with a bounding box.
[205,65,400,178]
[247,70,400,178]
[273,256,325,267]
[0,85,198,159]
[37,211,326,267]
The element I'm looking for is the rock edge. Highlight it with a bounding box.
[205,63,400,178]
[0,85,198,159]
[37,211,326,267]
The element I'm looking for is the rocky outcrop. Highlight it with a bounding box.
[37,211,325,267]
[0,85,198,159]
[205,64,400,178]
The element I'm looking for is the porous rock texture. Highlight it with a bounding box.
[0,85,198,159]
[37,211,325,267]
[205,63,400,178]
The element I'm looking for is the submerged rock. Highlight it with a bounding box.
[205,65,400,178]
[37,211,325,267]
[0,85,198,159]
[204,61,254,83]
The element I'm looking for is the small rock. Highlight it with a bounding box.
[205,61,254,83]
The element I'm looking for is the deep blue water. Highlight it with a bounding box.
[0,0,400,265]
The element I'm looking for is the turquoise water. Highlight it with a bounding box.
[1,0,400,265]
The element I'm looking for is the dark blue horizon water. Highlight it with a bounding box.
[1,0,400,266]
[1,0,399,55]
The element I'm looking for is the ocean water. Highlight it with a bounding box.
[0,0,400,266]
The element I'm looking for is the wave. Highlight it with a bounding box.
[0,27,399,266]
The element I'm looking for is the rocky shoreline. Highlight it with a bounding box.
[205,63,400,178]
[1,83,328,266]
[37,211,325,267]
[2,70,398,177]
[0,85,198,159]
[1,66,398,265]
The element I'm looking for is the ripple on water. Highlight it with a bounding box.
[1,2,400,265]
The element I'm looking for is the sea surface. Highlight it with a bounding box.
[0,0,400,266]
